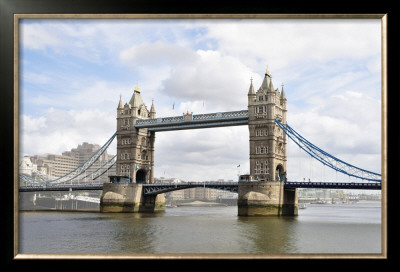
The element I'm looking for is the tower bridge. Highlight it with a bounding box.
[19,67,381,216]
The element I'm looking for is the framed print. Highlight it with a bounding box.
[2,0,395,267]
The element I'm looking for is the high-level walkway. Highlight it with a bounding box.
[135,110,249,131]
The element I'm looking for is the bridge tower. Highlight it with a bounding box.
[238,67,297,216]
[115,84,156,184]
[100,85,165,213]
[247,67,287,182]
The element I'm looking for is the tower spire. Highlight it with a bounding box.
[150,99,156,118]
[134,82,140,93]
[265,65,270,76]
[260,65,272,91]
[248,77,255,95]
[118,94,123,109]
[281,83,286,100]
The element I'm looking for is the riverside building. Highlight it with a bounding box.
[23,142,115,181]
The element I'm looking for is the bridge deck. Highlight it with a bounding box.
[284,181,381,190]
[19,181,381,193]
[135,110,249,131]
[19,184,104,192]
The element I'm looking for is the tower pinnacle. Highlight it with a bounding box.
[118,94,123,109]
[248,77,255,95]
[281,83,286,100]
[265,65,270,75]
[150,99,156,118]
[134,82,140,93]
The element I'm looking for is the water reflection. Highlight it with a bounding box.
[18,202,381,254]
[236,216,299,253]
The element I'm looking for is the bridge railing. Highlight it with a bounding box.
[19,183,104,192]
[149,181,239,186]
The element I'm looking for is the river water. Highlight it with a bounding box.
[18,201,382,255]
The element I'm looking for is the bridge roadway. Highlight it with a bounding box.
[19,181,381,193]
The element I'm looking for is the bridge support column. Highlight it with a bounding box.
[100,183,165,213]
[238,182,298,216]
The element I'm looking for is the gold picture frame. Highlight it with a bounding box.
[7,7,389,263]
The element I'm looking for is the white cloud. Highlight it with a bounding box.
[119,41,256,112]
[161,56,252,111]
[154,126,249,181]
[20,115,47,132]
[120,41,197,67]
[21,22,62,51]
[198,19,381,66]
[285,88,382,181]
[20,108,116,157]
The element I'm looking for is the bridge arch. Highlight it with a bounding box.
[142,182,238,195]
[136,169,147,184]
[276,164,286,182]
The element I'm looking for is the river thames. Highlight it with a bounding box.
[18,201,382,255]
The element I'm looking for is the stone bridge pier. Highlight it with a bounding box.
[238,181,297,216]
[100,183,165,213]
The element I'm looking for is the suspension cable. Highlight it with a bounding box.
[275,119,381,182]
[19,132,117,185]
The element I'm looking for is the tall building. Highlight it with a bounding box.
[116,84,156,183]
[31,153,78,178]
[26,142,115,180]
[247,67,287,182]
[62,142,101,164]
[64,142,116,181]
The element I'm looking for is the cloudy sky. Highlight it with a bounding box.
[19,17,382,182]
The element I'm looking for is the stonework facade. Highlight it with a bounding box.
[247,68,287,182]
[116,85,156,184]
